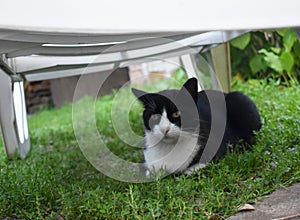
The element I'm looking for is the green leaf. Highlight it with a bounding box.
[294,56,300,67]
[280,51,294,73]
[293,42,300,59]
[283,29,297,52]
[276,29,288,37]
[249,54,267,73]
[230,32,251,50]
[270,47,281,54]
[259,49,283,73]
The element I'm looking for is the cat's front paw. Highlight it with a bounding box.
[183,163,206,176]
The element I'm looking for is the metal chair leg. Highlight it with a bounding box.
[210,42,232,93]
[0,69,30,158]
[180,53,204,91]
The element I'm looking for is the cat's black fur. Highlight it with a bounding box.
[132,78,261,174]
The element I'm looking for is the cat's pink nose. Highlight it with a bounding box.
[161,128,170,135]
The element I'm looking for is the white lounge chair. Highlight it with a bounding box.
[0,0,300,158]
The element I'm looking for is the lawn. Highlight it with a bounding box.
[0,78,300,219]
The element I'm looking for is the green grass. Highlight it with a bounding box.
[0,79,300,219]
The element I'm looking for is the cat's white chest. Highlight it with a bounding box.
[143,132,200,174]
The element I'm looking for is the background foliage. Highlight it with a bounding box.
[230,29,300,85]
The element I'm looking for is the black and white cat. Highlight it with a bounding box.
[132,78,261,176]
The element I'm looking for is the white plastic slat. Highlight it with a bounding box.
[24,64,115,81]
[11,31,243,73]
[0,0,300,33]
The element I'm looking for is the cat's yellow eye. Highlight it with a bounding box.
[172,111,181,118]
[151,114,160,120]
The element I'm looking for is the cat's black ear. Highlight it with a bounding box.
[132,88,146,98]
[131,88,148,105]
[180,77,198,103]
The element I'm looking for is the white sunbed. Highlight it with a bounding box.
[0,0,300,158]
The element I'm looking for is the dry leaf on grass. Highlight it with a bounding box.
[238,203,256,212]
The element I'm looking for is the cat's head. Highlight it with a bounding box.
[132,78,199,144]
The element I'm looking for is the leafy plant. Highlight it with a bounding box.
[230,29,300,85]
